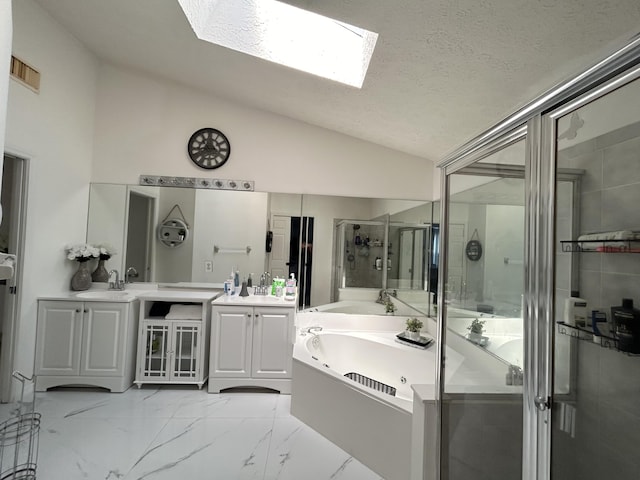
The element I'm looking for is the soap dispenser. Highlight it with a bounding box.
[285,273,296,300]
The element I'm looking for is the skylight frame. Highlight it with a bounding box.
[178,0,378,88]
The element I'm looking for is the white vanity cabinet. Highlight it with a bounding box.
[35,299,139,392]
[134,291,216,389]
[209,302,295,393]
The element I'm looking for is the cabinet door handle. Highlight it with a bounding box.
[84,309,88,313]
[75,309,81,313]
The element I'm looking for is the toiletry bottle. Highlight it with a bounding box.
[375,257,382,270]
[247,273,253,288]
[285,273,296,300]
[234,270,240,288]
[611,298,640,353]
[564,291,587,327]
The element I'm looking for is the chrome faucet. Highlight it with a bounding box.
[301,326,323,336]
[108,270,125,290]
[376,289,390,304]
[125,266,139,283]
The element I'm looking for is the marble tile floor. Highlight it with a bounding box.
[0,386,385,480]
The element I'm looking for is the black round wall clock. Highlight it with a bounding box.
[187,128,231,169]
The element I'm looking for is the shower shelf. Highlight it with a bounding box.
[560,239,640,253]
[557,322,639,356]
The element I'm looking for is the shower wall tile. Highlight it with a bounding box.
[551,429,576,480]
[602,136,640,188]
[600,273,640,313]
[595,442,640,480]
[598,403,640,463]
[579,191,602,234]
[601,183,640,231]
[578,269,602,308]
[565,149,603,194]
[578,252,601,272]
[598,350,640,419]
[595,120,640,151]
[602,253,640,275]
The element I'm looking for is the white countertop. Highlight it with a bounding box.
[136,290,221,302]
[38,284,222,303]
[213,292,297,307]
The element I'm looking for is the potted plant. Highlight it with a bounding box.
[467,318,486,342]
[405,317,423,340]
[385,299,396,315]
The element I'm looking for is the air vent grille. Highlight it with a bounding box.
[10,55,40,92]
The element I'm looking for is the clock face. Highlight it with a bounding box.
[187,128,231,169]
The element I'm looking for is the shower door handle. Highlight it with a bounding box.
[534,395,551,411]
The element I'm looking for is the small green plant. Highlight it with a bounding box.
[385,299,396,314]
[467,318,485,335]
[406,317,424,333]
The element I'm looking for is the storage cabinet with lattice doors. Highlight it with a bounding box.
[134,291,217,389]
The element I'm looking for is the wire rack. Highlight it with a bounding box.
[0,372,40,480]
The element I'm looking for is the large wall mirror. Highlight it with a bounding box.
[86,184,437,315]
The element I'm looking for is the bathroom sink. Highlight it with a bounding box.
[75,291,135,300]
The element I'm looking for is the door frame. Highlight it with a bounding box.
[0,152,29,403]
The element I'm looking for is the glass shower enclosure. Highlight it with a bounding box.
[436,35,640,480]
[333,218,435,304]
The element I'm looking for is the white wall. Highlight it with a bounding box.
[90,64,434,200]
[5,0,99,377]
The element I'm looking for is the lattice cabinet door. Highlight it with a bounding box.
[137,321,171,383]
[170,321,202,382]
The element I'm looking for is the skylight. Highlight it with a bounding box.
[177,0,378,88]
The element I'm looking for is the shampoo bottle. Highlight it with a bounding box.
[611,298,640,353]
[564,291,587,327]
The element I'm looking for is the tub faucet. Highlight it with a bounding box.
[376,289,390,304]
[506,365,523,386]
[108,270,125,291]
[301,326,323,336]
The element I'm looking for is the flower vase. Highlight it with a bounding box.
[92,258,109,282]
[71,261,92,291]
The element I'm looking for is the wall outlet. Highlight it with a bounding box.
[204,261,213,273]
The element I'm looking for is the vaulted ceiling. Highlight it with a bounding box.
[33,0,640,161]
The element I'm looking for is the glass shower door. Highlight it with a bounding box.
[440,138,527,480]
[548,66,640,480]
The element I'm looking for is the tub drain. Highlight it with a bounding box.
[344,372,396,397]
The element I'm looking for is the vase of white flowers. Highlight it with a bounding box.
[66,244,99,291]
[92,244,117,282]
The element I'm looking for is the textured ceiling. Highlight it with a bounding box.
[32,0,640,162]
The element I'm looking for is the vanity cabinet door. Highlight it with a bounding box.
[80,302,128,377]
[252,308,293,378]
[36,301,83,376]
[210,306,253,378]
